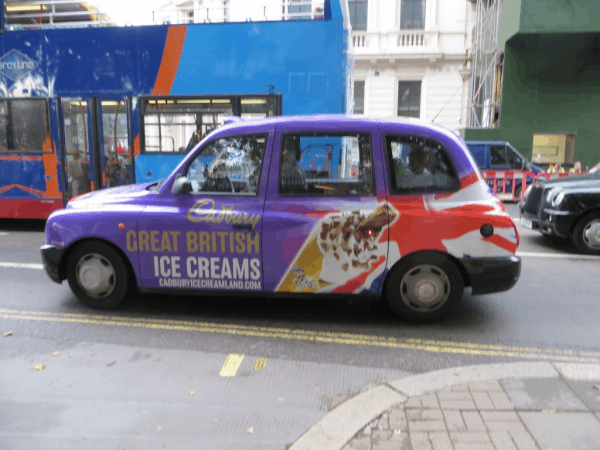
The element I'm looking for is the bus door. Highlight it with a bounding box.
[59,97,133,199]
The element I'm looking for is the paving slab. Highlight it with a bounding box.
[519,412,600,450]
[500,378,589,411]
[564,380,600,412]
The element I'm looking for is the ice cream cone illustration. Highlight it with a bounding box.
[277,203,398,293]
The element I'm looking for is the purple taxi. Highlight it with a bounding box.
[41,115,521,322]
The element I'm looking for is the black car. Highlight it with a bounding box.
[519,172,600,254]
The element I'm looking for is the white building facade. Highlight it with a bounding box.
[351,0,476,132]
[154,0,475,132]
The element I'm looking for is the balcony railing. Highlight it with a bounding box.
[154,1,325,25]
[353,30,440,54]
[4,0,113,30]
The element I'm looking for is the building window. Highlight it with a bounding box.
[354,80,365,114]
[0,99,51,152]
[284,0,312,20]
[348,0,367,31]
[397,81,421,118]
[279,133,375,197]
[400,0,425,30]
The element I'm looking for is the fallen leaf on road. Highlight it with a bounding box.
[156,426,162,431]
[247,427,254,435]
[136,430,141,435]
[358,446,366,450]
[287,429,293,435]
[188,390,195,396]
[34,364,46,371]
[51,351,61,357]
[3,331,13,337]
[542,409,557,413]
[593,385,600,390]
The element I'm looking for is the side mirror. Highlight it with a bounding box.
[171,176,192,194]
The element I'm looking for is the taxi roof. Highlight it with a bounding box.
[215,114,460,141]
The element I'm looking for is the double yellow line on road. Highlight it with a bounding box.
[1,308,599,364]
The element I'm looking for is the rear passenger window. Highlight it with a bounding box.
[386,135,460,194]
[278,133,375,197]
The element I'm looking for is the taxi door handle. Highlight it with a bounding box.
[233,224,254,230]
[359,226,382,232]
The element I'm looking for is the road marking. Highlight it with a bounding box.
[219,353,244,377]
[516,251,600,260]
[0,232,9,236]
[254,357,268,371]
[0,262,44,270]
[1,308,600,364]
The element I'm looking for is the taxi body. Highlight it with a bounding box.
[41,115,521,322]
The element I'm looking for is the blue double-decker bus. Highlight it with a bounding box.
[0,0,353,219]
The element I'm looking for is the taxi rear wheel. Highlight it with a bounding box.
[66,241,130,309]
[385,253,464,322]
[571,211,600,255]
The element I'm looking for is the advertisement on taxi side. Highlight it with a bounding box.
[126,198,262,291]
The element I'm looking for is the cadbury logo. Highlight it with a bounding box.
[187,198,260,229]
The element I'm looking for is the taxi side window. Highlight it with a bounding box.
[278,133,375,197]
[386,135,460,194]
[186,134,267,196]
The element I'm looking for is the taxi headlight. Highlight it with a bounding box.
[546,187,561,204]
[552,190,565,207]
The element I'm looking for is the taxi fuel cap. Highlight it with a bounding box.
[480,224,494,237]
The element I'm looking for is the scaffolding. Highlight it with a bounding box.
[468,0,502,129]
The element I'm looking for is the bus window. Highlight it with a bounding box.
[141,98,233,153]
[241,97,279,120]
[0,99,51,152]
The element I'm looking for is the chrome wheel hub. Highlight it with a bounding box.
[76,253,116,299]
[583,220,600,250]
[400,264,450,312]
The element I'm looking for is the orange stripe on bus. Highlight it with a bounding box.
[151,26,188,95]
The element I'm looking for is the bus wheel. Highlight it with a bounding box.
[385,253,464,322]
[66,241,130,309]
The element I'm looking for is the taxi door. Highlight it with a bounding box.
[262,120,394,295]
[136,125,274,292]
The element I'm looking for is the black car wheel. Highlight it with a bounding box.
[385,252,464,322]
[572,212,600,255]
[66,241,131,309]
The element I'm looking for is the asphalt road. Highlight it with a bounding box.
[1,203,599,448]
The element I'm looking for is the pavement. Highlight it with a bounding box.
[290,362,600,450]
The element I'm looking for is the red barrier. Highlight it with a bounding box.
[481,170,589,202]
[480,170,535,202]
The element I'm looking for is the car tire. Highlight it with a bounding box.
[385,252,464,323]
[514,185,522,200]
[571,212,600,255]
[66,241,131,309]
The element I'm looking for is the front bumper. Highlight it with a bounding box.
[40,244,66,284]
[460,256,521,295]
[519,206,579,238]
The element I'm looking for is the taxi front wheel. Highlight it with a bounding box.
[385,253,464,323]
[66,241,131,309]
[572,211,600,255]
